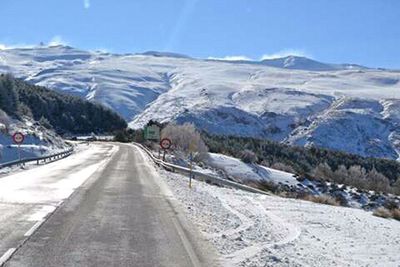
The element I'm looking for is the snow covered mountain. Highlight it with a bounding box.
[1,45,399,159]
[260,56,368,71]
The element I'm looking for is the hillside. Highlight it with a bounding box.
[0,45,399,159]
[0,74,126,164]
[0,109,68,164]
[0,74,127,134]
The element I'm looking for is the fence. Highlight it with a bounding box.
[0,147,74,169]
[134,143,269,195]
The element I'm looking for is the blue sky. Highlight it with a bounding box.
[0,0,399,68]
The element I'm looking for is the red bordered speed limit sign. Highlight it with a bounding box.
[160,138,172,150]
[12,132,25,144]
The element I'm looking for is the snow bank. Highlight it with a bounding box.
[158,168,400,266]
[205,153,297,186]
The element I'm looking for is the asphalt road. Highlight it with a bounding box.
[0,143,116,266]
[2,143,216,267]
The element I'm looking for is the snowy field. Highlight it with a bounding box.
[158,168,400,266]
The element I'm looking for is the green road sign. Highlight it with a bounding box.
[144,125,160,141]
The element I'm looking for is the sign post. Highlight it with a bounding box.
[189,152,193,189]
[12,132,25,164]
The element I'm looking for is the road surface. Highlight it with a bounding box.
[0,143,216,267]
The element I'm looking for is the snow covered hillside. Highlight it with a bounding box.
[0,111,68,164]
[203,153,399,210]
[1,45,400,159]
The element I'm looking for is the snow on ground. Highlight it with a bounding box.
[206,153,298,186]
[0,143,117,204]
[158,167,400,267]
[0,116,68,164]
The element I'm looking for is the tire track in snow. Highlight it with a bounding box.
[223,195,301,266]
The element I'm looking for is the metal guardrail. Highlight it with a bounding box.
[134,143,269,195]
[0,147,74,169]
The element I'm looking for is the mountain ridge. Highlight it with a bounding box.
[0,46,399,159]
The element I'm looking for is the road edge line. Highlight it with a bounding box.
[23,220,45,237]
[0,248,16,266]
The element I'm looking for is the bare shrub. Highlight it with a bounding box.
[345,165,367,189]
[161,123,208,160]
[302,194,340,206]
[334,165,348,184]
[312,163,395,196]
[240,149,258,164]
[311,163,334,181]
[373,207,392,218]
[392,179,400,196]
[365,168,390,193]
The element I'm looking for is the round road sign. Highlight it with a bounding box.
[160,138,172,150]
[12,132,25,144]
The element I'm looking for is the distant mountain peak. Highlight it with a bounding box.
[261,55,368,71]
[138,51,191,59]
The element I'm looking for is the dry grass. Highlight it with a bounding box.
[390,208,400,221]
[373,207,400,221]
[373,207,392,218]
[302,195,341,206]
[253,180,280,193]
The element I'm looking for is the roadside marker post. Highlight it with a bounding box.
[189,152,193,189]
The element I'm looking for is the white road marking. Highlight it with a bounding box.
[27,205,56,221]
[0,248,16,266]
[24,220,45,237]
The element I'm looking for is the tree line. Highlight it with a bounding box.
[203,133,400,195]
[0,74,127,134]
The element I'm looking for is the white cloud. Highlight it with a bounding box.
[208,55,252,61]
[84,0,90,9]
[0,43,36,50]
[0,37,69,49]
[261,49,312,60]
[48,36,68,46]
